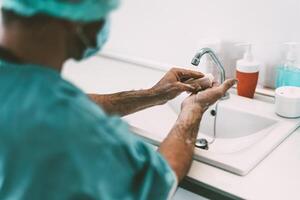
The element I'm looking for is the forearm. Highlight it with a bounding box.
[89,88,167,116]
[158,105,203,181]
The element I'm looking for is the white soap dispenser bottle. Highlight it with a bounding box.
[236,43,260,98]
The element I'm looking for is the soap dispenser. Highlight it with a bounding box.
[275,42,300,88]
[236,43,260,98]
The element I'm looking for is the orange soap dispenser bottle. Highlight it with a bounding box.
[236,44,260,99]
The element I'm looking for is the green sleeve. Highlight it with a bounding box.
[0,105,177,200]
[61,115,178,200]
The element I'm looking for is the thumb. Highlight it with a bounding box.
[220,79,237,91]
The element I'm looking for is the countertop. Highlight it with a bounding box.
[63,56,300,200]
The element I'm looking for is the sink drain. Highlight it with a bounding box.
[210,109,217,116]
[195,138,209,150]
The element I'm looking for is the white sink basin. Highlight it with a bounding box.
[168,93,300,175]
[125,92,300,176]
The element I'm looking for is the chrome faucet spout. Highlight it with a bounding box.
[192,48,229,150]
[191,48,229,100]
[191,48,225,84]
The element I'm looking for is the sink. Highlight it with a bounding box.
[170,93,279,154]
[168,92,300,175]
[125,92,300,175]
[65,55,300,176]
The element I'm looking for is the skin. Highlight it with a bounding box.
[0,12,235,182]
[159,80,235,180]
[90,68,214,116]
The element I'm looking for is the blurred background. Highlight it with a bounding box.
[104,0,300,88]
[0,0,299,88]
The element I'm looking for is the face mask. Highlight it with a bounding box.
[76,19,110,60]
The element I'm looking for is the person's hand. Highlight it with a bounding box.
[181,79,237,113]
[151,68,213,104]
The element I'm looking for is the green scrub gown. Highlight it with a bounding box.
[0,59,177,200]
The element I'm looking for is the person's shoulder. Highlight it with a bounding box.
[34,71,106,130]
[4,64,108,133]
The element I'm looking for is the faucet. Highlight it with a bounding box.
[192,48,229,150]
[191,48,225,83]
[191,47,229,100]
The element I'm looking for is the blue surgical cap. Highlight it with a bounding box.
[1,0,119,22]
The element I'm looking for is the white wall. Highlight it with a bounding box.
[106,0,300,88]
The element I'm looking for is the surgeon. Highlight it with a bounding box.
[0,0,235,199]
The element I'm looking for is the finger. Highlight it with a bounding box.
[193,79,236,109]
[182,78,195,84]
[210,79,236,99]
[186,77,213,92]
[219,79,237,92]
[197,87,223,103]
[171,68,204,80]
[212,81,220,87]
[176,82,196,93]
[196,79,235,102]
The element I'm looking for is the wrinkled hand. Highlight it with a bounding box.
[151,68,213,103]
[181,79,236,113]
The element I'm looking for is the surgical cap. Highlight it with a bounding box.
[1,0,119,22]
